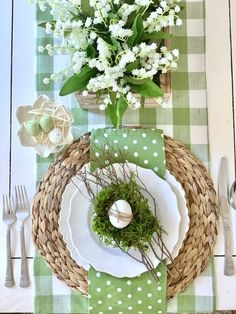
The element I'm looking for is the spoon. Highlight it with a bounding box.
[229,180,236,209]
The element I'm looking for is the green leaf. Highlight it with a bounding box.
[59,66,97,96]
[126,11,137,28]
[109,91,117,104]
[141,31,172,42]
[81,0,94,17]
[127,14,144,47]
[141,96,145,109]
[107,103,118,127]
[38,21,56,30]
[116,96,128,126]
[86,45,96,58]
[96,33,113,45]
[111,37,121,51]
[126,60,140,74]
[124,75,148,85]
[129,79,164,98]
[107,94,128,127]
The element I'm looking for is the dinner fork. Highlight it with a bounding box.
[2,194,16,287]
[15,185,30,287]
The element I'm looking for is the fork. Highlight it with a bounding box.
[15,185,30,287]
[2,194,16,287]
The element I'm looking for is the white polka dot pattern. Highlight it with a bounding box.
[91,128,166,177]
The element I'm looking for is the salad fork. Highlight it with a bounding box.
[2,194,16,287]
[15,185,30,287]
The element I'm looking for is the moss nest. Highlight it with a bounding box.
[92,174,163,252]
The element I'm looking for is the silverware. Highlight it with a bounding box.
[229,179,236,209]
[2,194,16,287]
[218,157,235,276]
[15,185,30,287]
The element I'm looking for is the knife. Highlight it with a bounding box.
[218,157,235,276]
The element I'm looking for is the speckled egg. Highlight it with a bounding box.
[39,115,54,133]
[109,199,132,229]
[26,120,41,137]
[48,127,63,144]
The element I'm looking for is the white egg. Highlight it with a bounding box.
[108,199,132,229]
[48,127,63,144]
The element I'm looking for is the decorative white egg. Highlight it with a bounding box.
[108,199,133,229]
[48,127,63,144]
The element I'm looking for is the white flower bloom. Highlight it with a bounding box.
[161,102,168,108]
[122,85,130,94]
[135,0,150,6]
[118,50,136,69]
[85,17,92,27]
[156,97,163,105]
[109,21,133,40]
[45,44,54,56]
[171,61,177,68]
[38,46,44,53]
[89,0,96,6]
[134,101,141,109]
[69,0,81,5]
[117,4,138,22]
[82,90,89,96]
[45,22,53,34]
[160,1,167,8]
[69,30,88,49]
[50,73,56,80]
[43,77,50,85]
[176,18,183,26]
[168,15,175,26]
[104,94,111,105]
[175,5,181,13]
[172,49,179,57]
[90,31,97,40]
[160,46,168,53]
[99,104,107,111]
[97,37,111,60]
[144,0,183,33]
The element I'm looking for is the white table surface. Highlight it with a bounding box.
[0,0,236,312]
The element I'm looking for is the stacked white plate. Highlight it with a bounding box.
[59,163,189,277]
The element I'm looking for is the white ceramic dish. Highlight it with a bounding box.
[59,173,90,270]
[16,95,74,158]
[67,163,181,277]
[59,164,189,276]
[165,171,189,258]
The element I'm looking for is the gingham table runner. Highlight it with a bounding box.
[34,0,215,313]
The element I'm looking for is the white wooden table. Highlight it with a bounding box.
[0,0,236,312]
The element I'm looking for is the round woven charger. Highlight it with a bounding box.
[32,133,219,298]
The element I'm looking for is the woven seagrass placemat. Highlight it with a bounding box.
[32,134,219,298]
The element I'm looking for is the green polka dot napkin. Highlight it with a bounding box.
[89,264,166,314]
[90,128,165,178]
[89,127,167,314]
[35,0,216,313]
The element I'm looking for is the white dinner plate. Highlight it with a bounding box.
[165,171,189,258]
[59,170,90,270]
[65,163,182,277]
[59,164,189,274]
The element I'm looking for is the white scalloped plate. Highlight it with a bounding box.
[59,164,189,274]
[61,163,185,277]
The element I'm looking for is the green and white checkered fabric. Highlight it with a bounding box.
[34,0,215,313]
